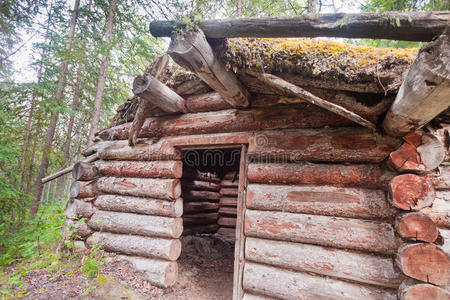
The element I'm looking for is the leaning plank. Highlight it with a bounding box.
[383,34,450,136]
[182,224,219,235]
[88,211,182,239]
[183,201,219,213]
[396,243,449,286]
[243,262,397,300]
[96,177,181,200]
[247,162,395,188]
[395,212,439,243]
[70,180,97,199]
[245,209,399,254]
[246,184,397,220]
[150,12,449,41]
[245,237,403,288]
[420,191,450,228]
[115,255,177,288]
[87,232,181,261]
[72,162,98,181]
[94,195,183,217]
[398,278,450,300]
[388,174,435,211]
[96,160,183,179]
[168,30,249,108]
[182,190,221,202]
[183,212,218,225]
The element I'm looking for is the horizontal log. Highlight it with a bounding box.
[96,160,182,179]
[150,12,449,41]
[429,166,450,190]
[421,191,450,228]
[70,180,97,199]
[246,237,403,288]
[388,174,435,211]
[398,278,450,300]
[395,212,439,243]
[218,206,237,216]
[245,209,400,254]
[183,212,218,225]
[182,190,221,201]
[182,224,219,235]
[396,243,449,286]
[181,180,221,191]
[185,92,232,113]
[247,162,395,188]
[97,177,181,200]
[247,184,397,221]
[42,155,98,184]
[97,139,181,161]
[219,188,238,197]
[87,232,181,261]
[88,210,182,239]
[115,255,177,288]
[94,195,182,217]
[217,227,235,242]
[218,217,237,228]
[220,179,238,188]
[219,197,237,207]
[72,162,98,181]
[243,262,397,300]
[65,199,96,219]
[182,168,221,182]
[183,201,219,213]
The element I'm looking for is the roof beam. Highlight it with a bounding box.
[150,12,449,41]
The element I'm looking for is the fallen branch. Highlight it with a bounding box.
[41,155,98,184]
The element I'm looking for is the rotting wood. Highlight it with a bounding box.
[245,237,403,288]
[87,232,181,261]
[183,201,219,213]
[219,197,237,207]
[244,209,400,254]
[388,132,445,174]
[383,34,450,136]
[181,180,221,191]
[421,191,450,228]
[150,12,449,41]
[395,212,439,243]
[220,188,239,197]
[96,177,181,200]
[388,174,435,211]
[243,262,397,300]
[182,190,221,202]
[70,180,97,199]
[183,212,218,225]
[218,217,237,228]
[396,243,449,286]
[88,210,182,239]
[246,184,397,221]
[168,29,249,108]
[398,278,450,300]
[65,199,96,219]
[96,160,183,179]
[94,195,183,218]
[182,224,219,235]
[72,161,98,181]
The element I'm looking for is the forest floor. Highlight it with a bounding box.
[0,234,235,299]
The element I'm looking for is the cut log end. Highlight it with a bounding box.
[398,280,450,300]
[132,75,150,95]
[388,174,435,211]
[395,212,439,243]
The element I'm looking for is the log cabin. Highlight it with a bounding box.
[65,12,450,300]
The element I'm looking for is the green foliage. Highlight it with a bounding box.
[81,245,104,278]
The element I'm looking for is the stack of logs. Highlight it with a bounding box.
[217,171,239,243]
[182,169,221,235]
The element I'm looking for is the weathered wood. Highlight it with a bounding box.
[183,212,218,225]
[254,72,377,131]
[185,92,232,112]
[245,209,399,254]
[398,278,450,300]
[65,219,93,239]
[182,224,219,235]
[65,199,96,219]
[220,179,238,188]
[182,168,220,182]
[396,243,449,286]
[219,197,237,207]
[96,160,183,179]
[217,227,235,242]
[128,99,155,146]
[383,34,450,136]
[97,139,181,161]
[182,190,221,202]
[94,195,183,217]
[388,174,435,211]
[246,237,403,288]
[243,262,397,300]
[421,191,450,228]
[219,206,237,216]
[247,162,396,188]
[247,184,397,221]
[218,217,237,228]
[440,228,450,254]
[242,294,273,300]
[182,180,220,191]
[168,30,249,108]
[42,155,98,184]
[88,210,182,239]
[70,180,97,199]
[115,255,177,288]
[87,232,181,261]
[96,177,181,200]
[150,12,449,41]
[183,201,219,213]
[224,171,238,180]
[388,132,445,173]
[219,188,238,197]
[429,165,450,189]
[395,212,439,242]
[72,162,98,181]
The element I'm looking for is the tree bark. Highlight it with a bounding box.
[96,160,182,179]
[388,174,435,211]
[395,212,439,242]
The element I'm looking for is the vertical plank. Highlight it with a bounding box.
[233,145,248,300]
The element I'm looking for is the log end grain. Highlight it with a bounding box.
[395,213,439,243]
[388,174,435,211]
[398,279,450,300]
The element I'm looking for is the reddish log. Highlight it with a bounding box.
[217,227,235,243]
[183,212,218,225]
[219,197,237,207]
[420,191,450,228]
[182,169,221,182]
[182,180,221,191]
[219,188,238,197]
[97,139,181,161]
[246,237,403,288]
[247,184,397,221]
[182,224,219,235]
[94,195,183,217]
[220,179,238,188]
[185,92,232,112]
[245,209,400,254]
[72,162,98,181]
[243,262,397,300]
[96,177,181,200]
[396,243,449,286]
[183,201,219,213]
[247,162,395,189]
[398,279,450,300]
[395,212,439,242]
[70,180,97,199]
[388,174,435,211]
[218,217,237,228]
[96,160,183,179]
[182,190,221,202]
[219,206,237,216]
[388,132,445,174]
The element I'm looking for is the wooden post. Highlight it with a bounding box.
[168,29,249,108]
